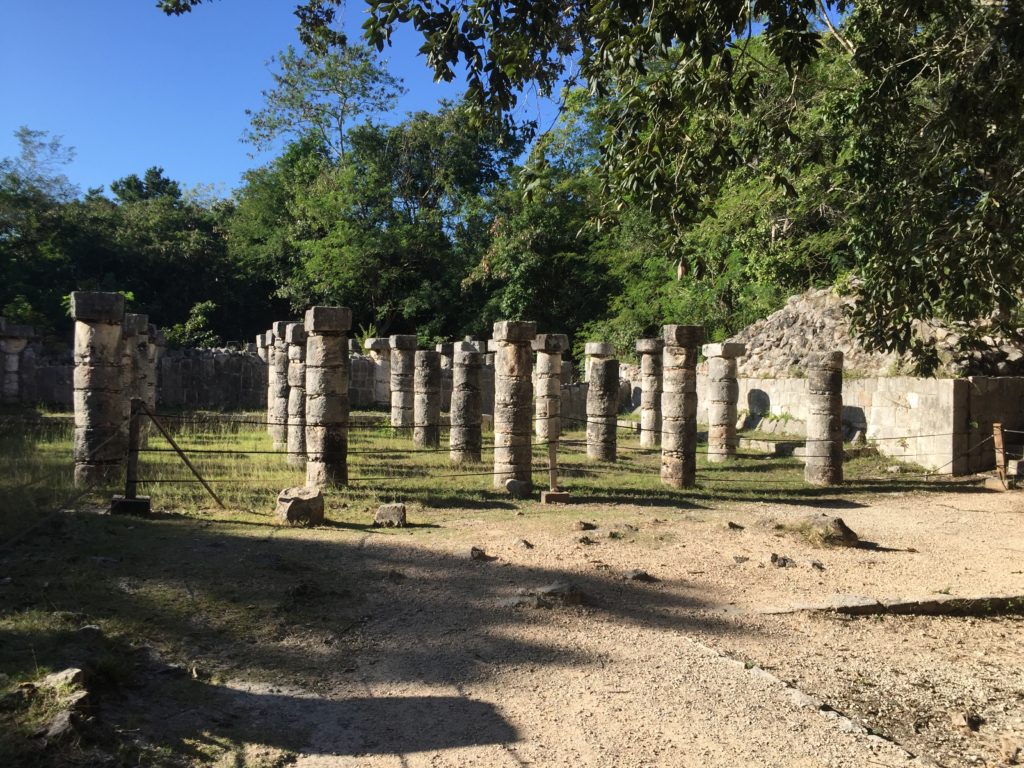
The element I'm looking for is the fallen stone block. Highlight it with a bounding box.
[374,503,407,528]
[274,486,325,526]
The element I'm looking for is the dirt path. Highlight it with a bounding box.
[207,488,1023,767]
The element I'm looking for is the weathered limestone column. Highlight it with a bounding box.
[586,357,619,461]
[264,329,275,433]
[269,322,290,449]
[304,306,351,487]
[256,333,268,364]
[0,319,33,404]
[363,338,391,407]
[493,321,536,487]
[805,351,844,486]
[71,292,126,486]
[703,342,746,463]
[584,342,615,383]
[534,334,568,442]
[389,335,417,430]
[661,325,705,489]
[285,322,307,468]
[436,342,454,412]
[145,324,160,413]
[123,314,150,401]
[636,338,664,448]
[413,350,441,447]
[450,343,483,463]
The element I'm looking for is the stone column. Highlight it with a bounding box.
[413,350,441,447]
[584,342,615,383]
[636,338,664,448]
[493,320,536,487]
[436,342,454,412]
[269,322,290,449]
[0,319,33,404]
[450,343,483,464]
[149,327,164,413]
[363,338,391,407]
[304,306,351,487]
[805,351,844,486]
[661,325,705,489]
[285,322,307,468]
[533,334,568,443]
[256,333,268,363]
[70,292,126,486]
[389,334,417,430]
[703,342,746,463]
[587,357,619,461]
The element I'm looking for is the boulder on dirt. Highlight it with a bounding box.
[573,521,597,531]
[275,486,324,526]
[535,581,586,606]
[950,710,983,734]
[769,553,796,568]
[374,503,407,528]
[469,546,496,561]
[789,513,859,547]
[505,478,533,499]
[41,668,84,690]
[515,538,534,549]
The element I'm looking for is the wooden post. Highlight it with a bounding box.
[110,398,151,515]
[994,422,1007,488]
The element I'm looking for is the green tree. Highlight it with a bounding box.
[245,44,404,160]
[161,1,1024,354]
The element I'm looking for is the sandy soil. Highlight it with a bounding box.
[171,487,1024,768]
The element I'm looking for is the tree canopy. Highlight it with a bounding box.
[156,0,1024,355]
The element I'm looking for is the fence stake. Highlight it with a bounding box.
[137,400,226,509]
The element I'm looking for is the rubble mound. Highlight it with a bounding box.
[727,288,1024,378]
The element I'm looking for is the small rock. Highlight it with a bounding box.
[807,560,826,571]
[1000,735,1022,764]
[727,521,745,531]
[607,531,623,540]
[624,569,658,582]
[41,668,84,690]
[793,514,859,547]
[770,553,796,568]
[733,556,750,564]
[275,486,325,526]
[469,547,495,561]
[374,503,407,528]
[950,710,983,734]
[573,521,597,531]
[577,535,596,545]
[38,710,78,742]
[535,581,586,606]
[504,478,533,500]
[515,539,534,549]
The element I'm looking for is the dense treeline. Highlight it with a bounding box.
[4,14,1021,362]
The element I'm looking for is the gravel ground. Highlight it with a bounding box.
[204,487,1024,767]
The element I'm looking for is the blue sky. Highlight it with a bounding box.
[0,0,555,196]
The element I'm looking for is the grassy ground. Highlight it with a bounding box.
[0,408,982,765]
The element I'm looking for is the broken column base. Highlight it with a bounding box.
[109,495,152,516]
[540,490,571,504]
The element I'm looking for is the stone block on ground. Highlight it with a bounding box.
[540,490,571,504]
[374,503,407,528]
[505,478,533,499]
[275,486,325,526]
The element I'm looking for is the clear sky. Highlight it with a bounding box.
[0,0,554,196]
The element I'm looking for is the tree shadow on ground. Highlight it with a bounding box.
[0,507,746,763]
